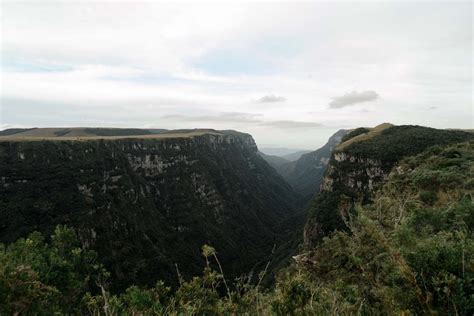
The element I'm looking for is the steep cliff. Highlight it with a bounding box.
[0,129,301,290]
[274,129,347,202]
[304,124,474,246]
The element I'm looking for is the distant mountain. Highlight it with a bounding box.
[281,150,312,162]
[271,130,347,203]
[259,147,310,157]
[258,152,290,169]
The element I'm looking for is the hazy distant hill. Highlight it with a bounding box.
[262,130,347,203]
[258,151,290,169]
[281,150,312,161]
[259,147,310,157]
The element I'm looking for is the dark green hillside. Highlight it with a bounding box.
[0,127,168,139]
[296,141,474,314]
[340,127,370,143]
[0,132,301,290]
[83,128,155,136]
[343,125,473,162]
[2,141,472,315]
[0,128,37,136]
[305,125,474,246]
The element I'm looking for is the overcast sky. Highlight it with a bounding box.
[1,1,472,149]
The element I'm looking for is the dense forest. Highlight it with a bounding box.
[1,139,473,315]
[0,131,304,291]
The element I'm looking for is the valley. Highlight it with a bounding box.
[0,128,302,290]
[1,124,473,314]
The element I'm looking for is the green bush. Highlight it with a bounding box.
[0,226,105,315]
[419,190,437,205]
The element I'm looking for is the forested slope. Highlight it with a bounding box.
[304,124,474,246]
[0,130,301,290]
[2,139,472,315]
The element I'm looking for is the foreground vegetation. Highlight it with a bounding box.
[1,142,473,314]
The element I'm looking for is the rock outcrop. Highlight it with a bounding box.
[303,124,473,247]
[272,129,347,202]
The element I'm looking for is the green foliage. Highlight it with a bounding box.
[0,225,105,315]
[343,125,473,163]
[341,127,370,143]
[271,272,311,315]
[83,128,153,136]
[1,140,473,314]
[419,190,437,205]
[299,141,474,314]
[306,126,474,245]
[0,135,301,291]
[0,128,36,136]
[117,281,171,314]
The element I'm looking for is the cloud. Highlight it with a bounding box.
[257,94,287,103]
[162,112,263,123]
[329,90,379,109]
[1,3,472,148]
[260,120,323,129]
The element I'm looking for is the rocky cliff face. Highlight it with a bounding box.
[303,125,473,247]
[0,131,300,290]
[320,152,388,193]
[274,129,347,202]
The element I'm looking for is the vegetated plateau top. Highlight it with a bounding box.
[0,127,247,142]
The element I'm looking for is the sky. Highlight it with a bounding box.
[0,1,472,149]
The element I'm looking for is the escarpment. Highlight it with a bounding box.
[320,152,388,193]
[0,130,300,290]
[278,129,347,202]
[303,124,474,247]
[261,129,347,204]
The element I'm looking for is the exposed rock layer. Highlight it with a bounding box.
[303,125,474,246]
[0,131,300,290]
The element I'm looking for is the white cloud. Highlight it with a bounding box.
[1,2,472,148]
[261,120,323,129]
[257,95,287,103]
[329,91,379,109]
[162,112,263,123]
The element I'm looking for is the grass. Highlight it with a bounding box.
[336,123,393,150]
[0,129,225,142]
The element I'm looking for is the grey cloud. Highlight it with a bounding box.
[162,112,263,123]
[260,120,323,129]
[257,94,287,103]
[329,90,379,108]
